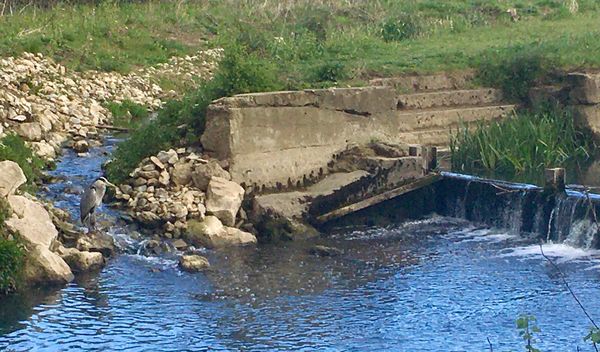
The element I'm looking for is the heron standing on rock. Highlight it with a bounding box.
[80,176,117,232]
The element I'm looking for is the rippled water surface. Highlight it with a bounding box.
[2,139,600,351]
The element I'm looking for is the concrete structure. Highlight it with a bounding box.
[202,75,516,190]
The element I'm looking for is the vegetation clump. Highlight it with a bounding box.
[0,198,24,295]
[0,134,45,188]
[450,107,593,182]
[105,44,282,182]
[104,100,150,128]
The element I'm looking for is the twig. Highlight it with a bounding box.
[1,0,7,17]
[81,123,129,132]
[487,337,493,352]
[539,243,598,330]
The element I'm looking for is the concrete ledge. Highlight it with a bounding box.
[568,72,600,104]
[201,85,514,190]
[370,70,475,92]
[398,88,504,109]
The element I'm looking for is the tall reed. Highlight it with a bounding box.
[450,108,593,180]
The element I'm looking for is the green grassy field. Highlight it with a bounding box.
[1,0,599,87]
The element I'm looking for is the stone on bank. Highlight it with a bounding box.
[205,176,244,226]
[186,216,257,249]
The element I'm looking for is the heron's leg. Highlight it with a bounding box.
[90,212,97,232]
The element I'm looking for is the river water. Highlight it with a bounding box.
[1,139,600,351]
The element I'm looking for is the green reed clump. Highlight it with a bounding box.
[450,108,593,179]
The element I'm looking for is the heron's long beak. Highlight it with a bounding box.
[105,180,118,189]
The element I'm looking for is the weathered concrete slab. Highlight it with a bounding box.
[398,88,504,109]
[202,99,515,189]
[308,157,426,222]
[370,70,475,92]
[572,104,600,136]
[568,72,600,104]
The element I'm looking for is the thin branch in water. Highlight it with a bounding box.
[487,337,493,352]
[539,243,598,329]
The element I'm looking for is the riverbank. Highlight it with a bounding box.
[1,1,599,88]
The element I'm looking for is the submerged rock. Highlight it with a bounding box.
[178,254,210,272]
[309,245,343,257]
[73,140,89,153]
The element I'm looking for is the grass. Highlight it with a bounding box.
[0,0,599,88]
[0,134,45,189]
[450,107,594,183]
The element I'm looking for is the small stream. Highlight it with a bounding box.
[2,138,600,351]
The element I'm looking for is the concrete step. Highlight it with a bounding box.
[369,70,475,93]
[397,88,504,110]
[392,104,518,146]
[396,103,517,130]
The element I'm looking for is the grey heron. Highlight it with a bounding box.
[80,176,117,231]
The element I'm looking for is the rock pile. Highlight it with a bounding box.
[115,148,257,248]
[0,49,222,159]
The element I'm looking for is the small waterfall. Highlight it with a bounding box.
[436,173,600,249]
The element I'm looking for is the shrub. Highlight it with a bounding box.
[104,100,150,128]
[380,14,423,42]
[0,134,45,187]
[105,44,282,183]
[313,61,348,83]
[0,238,24,295]
[450,107,593,181]
[476,49,554,101]
[0,197,23,295]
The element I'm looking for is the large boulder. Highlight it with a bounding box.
[5,195,58,248]
[23,245,74,286]
[205,177,244,226]
[171,162,193,186]
[178,254,210,272]
[0,161,26,197]
[192,160,231,191]
[59,247,104,273]
[186,216,256,249]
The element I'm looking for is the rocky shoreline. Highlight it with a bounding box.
[0,49,221,160]
[0,50,223,289]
